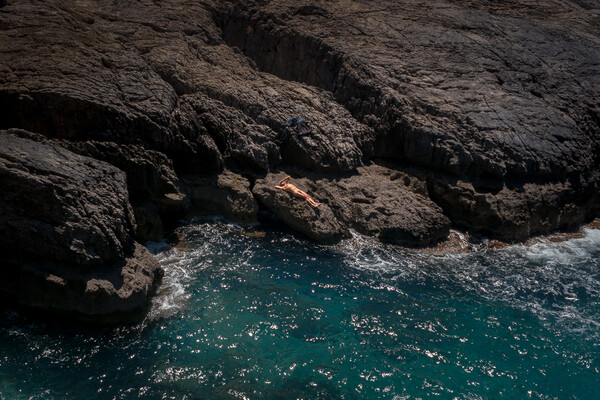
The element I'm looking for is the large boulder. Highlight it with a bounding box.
[183,170,259,223]
[253,173,351,244]
[5,129,190,242]
[0,132,162,322]
[54,139,191,242]
[313,165,451,246]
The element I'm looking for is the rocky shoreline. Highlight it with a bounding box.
[1,0,598,323]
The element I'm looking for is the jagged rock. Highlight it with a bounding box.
[52,140,191,241]
[3,129,190,242]
[313,165,451,246]
[176,94,281,173]
[0,0,599,247]
[182,170,258,223]
[429,177,600,241]
[133,202,165,243]
[219,1,599,182]
[253,173,351,244]
[0,132,162,322]
[3,242,162,324]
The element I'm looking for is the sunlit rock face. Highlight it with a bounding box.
[0,0,598,250]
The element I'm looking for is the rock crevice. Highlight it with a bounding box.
[0,0,599,321]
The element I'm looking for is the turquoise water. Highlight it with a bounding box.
[1,221,599,399]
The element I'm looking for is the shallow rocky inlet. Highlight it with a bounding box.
[0,0,599,322]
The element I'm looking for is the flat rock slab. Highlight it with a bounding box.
[253,173,350,244]
[315,165,451,246]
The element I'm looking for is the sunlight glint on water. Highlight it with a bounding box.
[1,223,599,399]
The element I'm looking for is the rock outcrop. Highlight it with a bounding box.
[183,171,258,224]
[253,173,351,244]
[0,133,163,323]
[313,165,451,246]
[0,0,599,246]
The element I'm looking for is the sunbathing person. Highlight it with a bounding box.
[274,176,321,208]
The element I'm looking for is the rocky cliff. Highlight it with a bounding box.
[0,132,163,323]
[0,1,599,318]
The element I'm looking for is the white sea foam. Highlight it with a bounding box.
[145,245,196,321]
[518,228,600,266]
[336,227,600,337]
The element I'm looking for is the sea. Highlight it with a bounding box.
[1,220,599,399]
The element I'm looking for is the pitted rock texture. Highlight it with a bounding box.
[4,128,190,243]
[219,1,599,183]
[53,140,191,241]
[3,242,162,324]
[0,132,162,322]
[0,0,598,247]
[429,177,600,241]
[0,133,134,266]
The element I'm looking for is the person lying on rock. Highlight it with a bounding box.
[274,176,321,208]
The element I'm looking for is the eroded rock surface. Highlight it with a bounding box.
[0,0,599,249]
[313,165,451,246]
[183,170,258,223]
[253,173,350,244]
[0,132,162,322]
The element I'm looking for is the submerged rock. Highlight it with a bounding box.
[0,133,162,323]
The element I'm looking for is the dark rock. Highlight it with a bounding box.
[175,94,281,173]
[0,0,599,247]
[429,176,600,241]
[52,140,191,241]
[0,132,162,322]
[2,242,162,324]
[182,170,258,223]
[314,165,451,246]
[253,173,350,244]
[218,1,599,182]
[3,129,190,242]
[133,202,165,243]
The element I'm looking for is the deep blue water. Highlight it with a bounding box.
[1,222,599,399]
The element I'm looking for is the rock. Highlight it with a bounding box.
[253,173,350,244]
[0,132,162,322]
[3,129,190,242]
[218,1,599,182]
[175,94,281,173]
[429,176,600,241]
[3,242,162,324]
[182,170,258,223]
[52,140,191,241]
[313,165,451,246]
[133,202,165,243]
[0,0,599,245]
